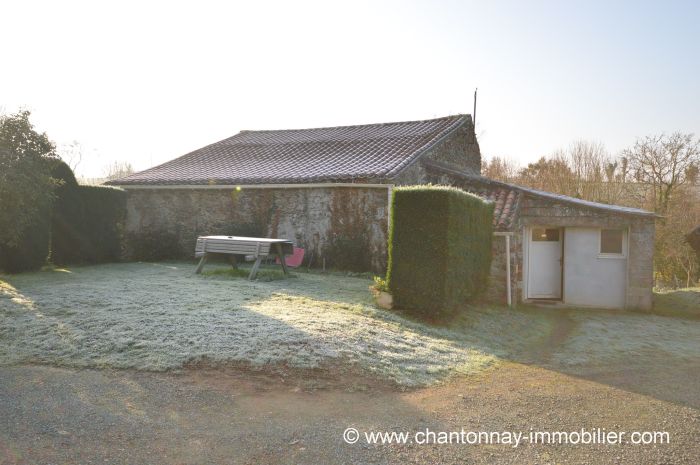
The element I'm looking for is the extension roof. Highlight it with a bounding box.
[423,161,656,231]
[108,114,471,186]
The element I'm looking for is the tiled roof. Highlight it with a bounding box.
[472,186,522,231]
[108,115,470,186]
[423,161,522,231]
[423,161,656,231]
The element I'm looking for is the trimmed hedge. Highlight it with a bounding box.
[50,161,83,265]
[51,187,126,265]
[50,161,127,265]
[386,186,494,320]
[76,185,127,263]
[0,203,51,273]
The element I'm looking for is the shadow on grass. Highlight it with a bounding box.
[201,266,296,282]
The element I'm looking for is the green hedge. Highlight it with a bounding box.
[51,185,126,265]
[386,186,494,320]
[76,185,126,263]
[50,161,83,265]
[0,203,51,273]
[50,161,126,265]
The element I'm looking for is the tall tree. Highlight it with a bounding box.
[0,110,57,248]
[623,132,700,213]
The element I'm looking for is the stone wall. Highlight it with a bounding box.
[123,186,390,272]
[481,234,519,306]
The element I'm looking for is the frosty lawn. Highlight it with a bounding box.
[0,262,512,386]
[1,262,699,386]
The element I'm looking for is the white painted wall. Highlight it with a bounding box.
[563,227,627,309]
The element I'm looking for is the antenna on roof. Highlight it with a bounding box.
[473,88,478,128]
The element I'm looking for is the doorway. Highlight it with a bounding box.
[527,227,563,299]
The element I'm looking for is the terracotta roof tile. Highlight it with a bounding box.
[466,185,522,231]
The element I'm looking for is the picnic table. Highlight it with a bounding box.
[194,235,294,280]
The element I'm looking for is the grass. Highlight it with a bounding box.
[1,261,539,386]
[1,262,699,386]
[553,309,700,366]
[202,265,295,282]
[652,287,700,318]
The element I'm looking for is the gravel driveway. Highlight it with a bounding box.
[1,359,698,465]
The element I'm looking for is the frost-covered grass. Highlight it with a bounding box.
[652,287,700,318]
[0,262,550,386]
[3,262,696,385]
[201,267,293,281]
[552,310,700,366]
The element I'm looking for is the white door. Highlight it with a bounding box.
[527,227,563,299]
[563,228,627,308]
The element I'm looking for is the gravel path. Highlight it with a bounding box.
[1,361,698,465]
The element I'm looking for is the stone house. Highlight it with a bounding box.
[108,114,655,310]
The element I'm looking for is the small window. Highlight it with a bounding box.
[600,229,624,255]
[532,228,560,242]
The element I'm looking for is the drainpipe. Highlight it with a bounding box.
[505,234,511,307]
[494,232,514,307]
[386,184,394,233]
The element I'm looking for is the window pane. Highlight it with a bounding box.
[532,228,560,242]
[600,229,623,254]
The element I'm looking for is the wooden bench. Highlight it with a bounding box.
[194,236,294,280]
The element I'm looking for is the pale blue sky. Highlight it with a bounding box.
[2,0,699,177]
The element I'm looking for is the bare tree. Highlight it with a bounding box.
[511,141,639,207]
[103,161,134,181]
[654,186,700,287]
[59,140,83,172]
[623,132,700,213]
[481,155,519,182]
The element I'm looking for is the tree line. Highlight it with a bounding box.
[483,136,700,288]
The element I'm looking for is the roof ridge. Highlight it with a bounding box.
[235,114,469,134]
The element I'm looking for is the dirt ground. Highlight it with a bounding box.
[1,356,699,465]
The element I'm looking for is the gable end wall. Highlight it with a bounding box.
[391,121,481,185]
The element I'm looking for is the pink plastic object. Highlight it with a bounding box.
[276,247,305,268]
